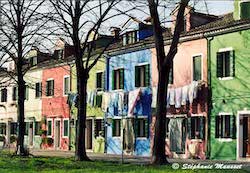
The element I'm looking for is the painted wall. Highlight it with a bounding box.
[151,38,208,159]
[42,65,70,150]
[210,29,250,160]
[106,49,152,156]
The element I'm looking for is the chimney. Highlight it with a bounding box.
[110,27,121,39]
[234,0,250,20]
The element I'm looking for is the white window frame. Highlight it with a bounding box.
[47,119,53,137]
[136,116,148,139]
[112,67,124,91]
[191,53,203,82]
[135,63,150,88]
[62,118,69,138]
[218,47,234,81]
[46,78,54,97]
[217,112,233,142]
[63,75,70,96]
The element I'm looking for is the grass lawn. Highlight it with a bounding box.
[0,154,248,173]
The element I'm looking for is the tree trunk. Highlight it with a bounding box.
[16,67,26,156]
[148,0,189,164]
[75,68,91,161]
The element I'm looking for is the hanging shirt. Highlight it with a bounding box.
[175,87,182,108]
[181,85,189,105]
[128,88,141,117]
[151,87,157,108]
[169,89,175,106]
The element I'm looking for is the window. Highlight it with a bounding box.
[217,50,235,78]
[35,82,42,98]
[24,122,29,135]
[0,123,6,135]
[112,119,121,137]
[63,76,70,95]
[46,80,54,96]
[47,120,52,136]
[135,118,147,138]
[122,31,138,46]
[168,61,174,84]
[215,114,236,138]
[190,117,205,139]
[1,88,7,102]
[135,64,150,87]
[95,119,104,137]
[54,49,63,59]
[63,120,69,137]
[96,72,104,90]
[12,87,17,101]
[193,55,202,81]
[30,56,37,66]
[25,85,29,100]
[10,123,17,135]
[35,122,41,135]
[112,68,124,90]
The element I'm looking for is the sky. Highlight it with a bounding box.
[198,0,234,15]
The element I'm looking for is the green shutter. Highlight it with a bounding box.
[119,69,124,89]
[187,117,192,139]
[193,56,202,81]
[112,70,115,90]
[101,71,105,90]
[230,50,235,77]
[200,117,205,140]
[215,116,220,138]
[135,66,140,87]
[145,118,149,138]
[230,115,236,139]
[145,64,150,87]
[217,52,223,78]
[51,80,54,96]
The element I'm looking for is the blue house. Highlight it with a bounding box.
[102,20,155,156]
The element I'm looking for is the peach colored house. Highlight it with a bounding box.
[42,65,70,150]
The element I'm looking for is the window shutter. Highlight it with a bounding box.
[230,115,236,139]
[112,119,115,137]
[112,70,115,90]
[101,71,105,90]
[145,64,150,87]
[119,69,124,89]
[230,50,235,77]
[215,116,220,138]
[135,66,140,87]
[187,118,192,139]
[134,118,138,138]
[145,118,149,138]
[51,80,54,96]
[216,52,223,78]
[94,120,97,138]
[200,117,205,140]
[193,56,202,81]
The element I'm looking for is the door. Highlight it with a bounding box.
[54,120,61,149]
[29,122,33,146]
[243,117,250,157]
[86,119,92,150]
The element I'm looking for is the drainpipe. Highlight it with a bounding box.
[205,36,214,159]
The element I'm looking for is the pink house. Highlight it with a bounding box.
[150,5,217,160]
[42,65,71,150]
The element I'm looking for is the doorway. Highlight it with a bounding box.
[54,120,61,149]
[28,122,33,146]
[243,116,250,158]
[86,119,93,150]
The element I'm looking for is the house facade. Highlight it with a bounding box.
[209,0,250,160]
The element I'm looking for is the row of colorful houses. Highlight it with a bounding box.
[0,0,250,161]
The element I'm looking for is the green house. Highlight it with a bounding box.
[209,0,250,160]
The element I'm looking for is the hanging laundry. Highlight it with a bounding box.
[166,89,170,108]
[175,87,182,108]
[169,89,175,106]
[109,92,119,116]
[151,87,157,108]
[101,92,110,112]
[140,87,152,116]
[123,92,129,114]
[169,118,185,153]
[181,85,189,105]
[128,88,141,117]
[188,81,199,103]
[118,92,124,114]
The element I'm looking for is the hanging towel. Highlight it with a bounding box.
[118,92,124,113]
[193,81,199,99]
[175,88,182,108]
[169,118,184,153]
[188,81,199,103]
[181,85,189,105]
[128,88,141,117]
[151,87,157,108]
[101,93,110,112]
[169,89,175,106]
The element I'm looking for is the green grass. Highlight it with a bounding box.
[0,154,248,173]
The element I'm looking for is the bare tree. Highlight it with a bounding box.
[49,0,136,161]
[148,0,190,164]
[0,0,50,156]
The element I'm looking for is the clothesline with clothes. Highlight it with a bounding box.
[152,81,204,109]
